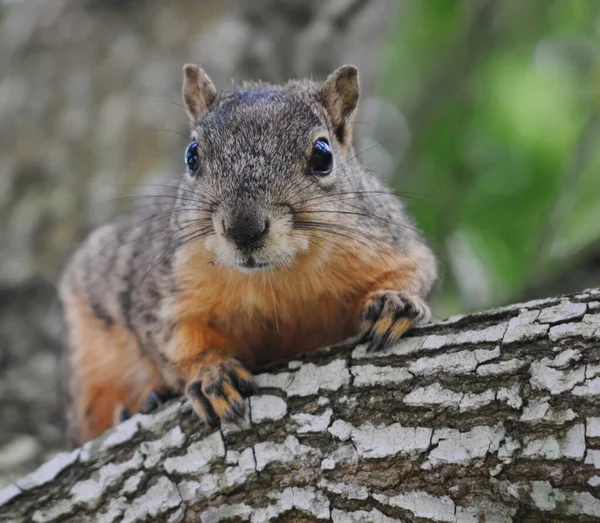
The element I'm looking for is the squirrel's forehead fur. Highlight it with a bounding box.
[197,81,325,144]
[191,81,332,202]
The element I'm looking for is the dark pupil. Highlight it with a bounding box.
[185,140,200,175]
[311,139,333,175]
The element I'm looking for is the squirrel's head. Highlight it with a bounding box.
[178,63,361,273]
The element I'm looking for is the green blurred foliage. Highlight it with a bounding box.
[378,0,600,316]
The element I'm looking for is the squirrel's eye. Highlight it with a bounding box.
[185,139,200,176]
[310,138,333,175]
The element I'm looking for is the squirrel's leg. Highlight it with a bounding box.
[357,261,433,353]
[62,293,169,444]
[166,319,256,426]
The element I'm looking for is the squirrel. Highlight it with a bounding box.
[59,63,438,446]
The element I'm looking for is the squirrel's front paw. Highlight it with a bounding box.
[185,352,257,427]
[360,290,429,352]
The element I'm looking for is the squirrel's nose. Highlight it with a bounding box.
[224,215,270,250]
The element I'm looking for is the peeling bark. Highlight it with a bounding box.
[2,289,600,522]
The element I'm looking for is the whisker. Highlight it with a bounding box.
[329,201,444,255]
[295,207,426,241]
[119,206,211,229]
[331,139,391,173]
[102,196,214,211]
[292,229,368,262]
[148,129,190,140]
[267,274,279,333]
[294,222,397,270]
[281,177,320,209]
[142,98,188,112]
[290,190,395,208]
[118,217,213,248]
[293,217,438,286]
[300,220,438,287]
[140,226,215,284]
[103,183,214,204]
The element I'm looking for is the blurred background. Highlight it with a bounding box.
[0,0,598,487]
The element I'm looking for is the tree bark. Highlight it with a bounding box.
[2,289,600,522]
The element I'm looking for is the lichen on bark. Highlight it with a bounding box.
[2,289,600,522]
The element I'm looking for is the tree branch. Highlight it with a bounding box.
[2,289,600,522]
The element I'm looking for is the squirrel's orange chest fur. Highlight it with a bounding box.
[172,241,384,367]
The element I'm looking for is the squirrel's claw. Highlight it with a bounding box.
[113,403,131,425]
[185,354,256,427]
[141,388,180,415]
[360,290,429,353]
[113,389,179,428]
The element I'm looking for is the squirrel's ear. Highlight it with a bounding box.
[321,65,359,144]
[182,64,218,124]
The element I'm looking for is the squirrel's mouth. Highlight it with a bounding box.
[239,257,273,271]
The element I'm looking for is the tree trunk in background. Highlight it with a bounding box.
[2,289,600,522]
[0,0,395,486]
